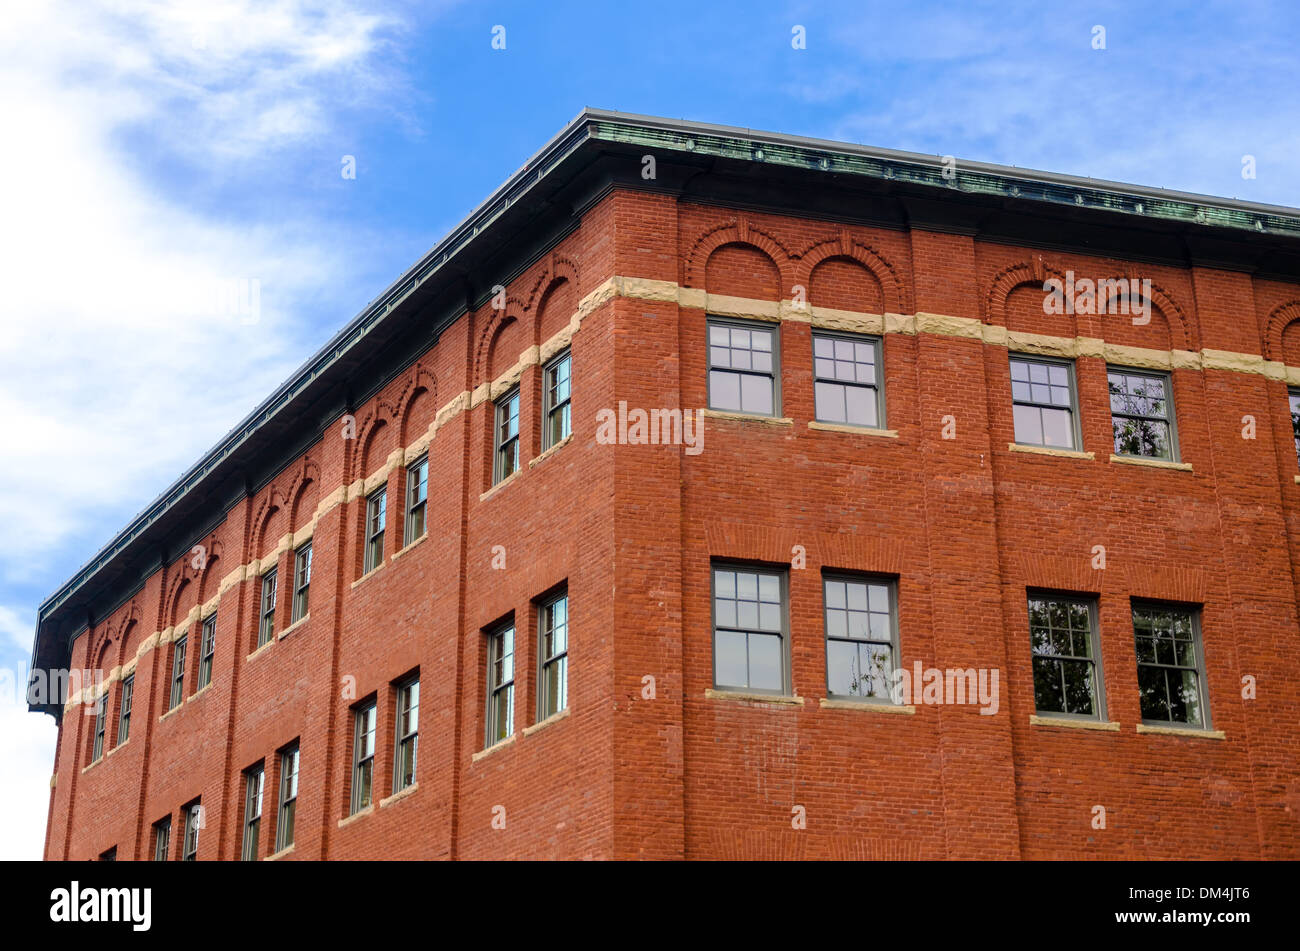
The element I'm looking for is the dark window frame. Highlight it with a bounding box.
[152,816,171,861]
[493,387,521,484]
[91,692,107,761]
[537,591,569,720]
[241,764,263,861]
[822,573,900,703]
[707,317,781,417]
[258,569,277,647]
[169,635,187,710]
[812,330,885,428]
[1026,591,1107,721]
[116,675,133,745]
[542,350,572,450]
[182,800,201,861]
[276,742,299,853]
[710,563,791,696]
[364,487,387,573]
[485,621,516,747]
[393,676,419,794]
[1289,388,1300,468]
[1009,353,1082,450]
[292,542,312,622]
[405,455,428,545]
[1133,601,1212,729]
[1108,366,1180,462]
[197,613,216,689]
[350,700,377,815]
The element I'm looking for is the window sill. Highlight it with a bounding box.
[337,805,373,829]
[807,421,898,438]
[1007,442,1095,460]
[351,561,386,590]
[106,739,128,756]
[1294,474,1300,484]
[530,433,573,468]
[523,707,570,736]
[1110,454,1192,471]
[702,409,793,426]
[246,638,276,662]
[379,781,419,809]
[190,683,213,703]
[704,689,804,706]
[264,844,295,861]
[278,613,310,640]
[479,469,522,503]
[472,734,517,763]
[158,704,183,723]
[820,697,915,714]
[390,533,428,562]
[1029,714,1120,731]
[80,758,103,775]
[1136,723,1226,739]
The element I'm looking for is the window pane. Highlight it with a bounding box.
[1041,408,1074,447]
[1013,404,1043,444]
[748,634,782,690]
[1033,657,1066,713]
[739,374,773,415]
[710,370,741,411]
[715,630,747,687]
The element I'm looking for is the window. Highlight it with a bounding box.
[91,693,106,761]
[708,319,777,416]
[485,623,515,746]
[813,332,883,427]
[182,801,201,861]
[538,593,568,719]
[116,675,133,745]
[152,817,171,861]
[277,744,299,853]
[198,613,216,690]
[1109,368,1177,460]
[1134,604,1210,728]
[1027,594,1105,719]
[1010,355,1079,449]
[351,702,377,814]
[543,351,572,449]
[258,569,277,647]
[494,388,521,484]
[405,456,428,544]
[712,566,787,694]
[241,765,263,861]
[394,678,419,794]
[169,635,187,710]
[1290,389,1300,466]
[364,488,386,573]
[292,543,311,622]
[823,575,898,701]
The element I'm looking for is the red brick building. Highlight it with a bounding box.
[29,110,1300,860]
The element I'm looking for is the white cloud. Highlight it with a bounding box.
[0,0,419,856]
[0,693,56,860]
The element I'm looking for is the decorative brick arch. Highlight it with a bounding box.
[797,231,906,314]
[473,301,526,387]
[1096,277,1193,351]
[165,575,193,628]
[983,256,1068,325]
[248,487,289,555]
[1263,300,1300,362]
[283,459,322,524]
[684,217,795,292]
[196,537,226,602]
[524,253,580,316]
[394,363,438,443]
[350,401,399,481]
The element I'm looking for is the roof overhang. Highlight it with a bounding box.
[29,108,1300,716]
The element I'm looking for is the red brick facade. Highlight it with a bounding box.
[40,181,1300,861]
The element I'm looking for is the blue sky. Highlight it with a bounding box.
[1,0,1297,859]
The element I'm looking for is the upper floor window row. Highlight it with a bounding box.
[491,350,573,487]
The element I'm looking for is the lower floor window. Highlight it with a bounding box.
[1134,604,1208,727]
[712,566,787,693]
[824,575,897,700]
[1028,594,1103,718]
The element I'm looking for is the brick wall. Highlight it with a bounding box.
[45,187,1300,860]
